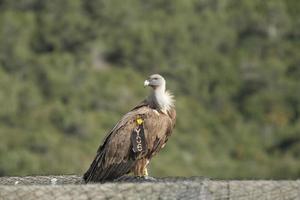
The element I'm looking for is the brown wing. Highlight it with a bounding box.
[83,102,149,183]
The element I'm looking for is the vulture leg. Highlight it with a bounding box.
[132,159,156,181]
[133,159,149,177]
[143,167,148,176]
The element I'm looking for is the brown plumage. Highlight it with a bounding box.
[83,74,176,183]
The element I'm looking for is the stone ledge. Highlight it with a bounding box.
[0,175,299,200]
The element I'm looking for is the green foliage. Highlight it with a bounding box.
[0,0,299,179]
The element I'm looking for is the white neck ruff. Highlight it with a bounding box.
[148,86,174,113]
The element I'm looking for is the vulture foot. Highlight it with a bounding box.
[115,175,156,182]
[142,176,156,181]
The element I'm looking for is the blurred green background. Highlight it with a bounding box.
[0,0,299,179]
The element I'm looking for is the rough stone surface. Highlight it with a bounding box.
[0,175,299,200]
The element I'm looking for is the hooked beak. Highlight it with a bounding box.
[144,80,150,87]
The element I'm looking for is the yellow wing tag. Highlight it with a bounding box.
[136,117,143,125]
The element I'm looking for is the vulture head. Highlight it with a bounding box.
[144,74,166,91]
[144,74,174,112]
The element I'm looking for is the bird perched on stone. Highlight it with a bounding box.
[84,74,176,183]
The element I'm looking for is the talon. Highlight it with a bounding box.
[142,176,156,181]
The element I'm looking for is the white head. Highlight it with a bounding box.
[144,74,174,112]
[144,74,166,91]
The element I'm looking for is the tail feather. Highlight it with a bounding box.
[83,152,135,183]
[83,152,104,182]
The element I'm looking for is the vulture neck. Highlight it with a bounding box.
[148,85,174,114]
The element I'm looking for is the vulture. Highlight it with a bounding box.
[83,74,176,183]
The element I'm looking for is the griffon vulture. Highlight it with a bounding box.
[83,74,176,182]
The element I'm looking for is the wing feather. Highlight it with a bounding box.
[84,104,150,182]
